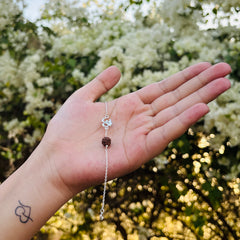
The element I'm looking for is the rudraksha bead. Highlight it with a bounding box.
[102,137,111,147]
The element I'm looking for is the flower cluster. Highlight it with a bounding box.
[0,50,53,147]
[0,0,21,31]
[204,81,240,148]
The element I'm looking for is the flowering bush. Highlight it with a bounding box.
[1,0,240,239]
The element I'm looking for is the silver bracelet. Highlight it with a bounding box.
[100,102,112,220]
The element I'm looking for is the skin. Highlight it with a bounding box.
[0,62,231,239]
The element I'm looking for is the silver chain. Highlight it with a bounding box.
[100,102,112,220]
[100,145,109,220]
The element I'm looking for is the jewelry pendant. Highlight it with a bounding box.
[100,102,112,220]
[102,116,112,129]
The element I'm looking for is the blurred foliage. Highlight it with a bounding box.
[1,0,240,239]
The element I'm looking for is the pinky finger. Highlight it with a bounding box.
[146,103,209,159]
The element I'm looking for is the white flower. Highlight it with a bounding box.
[154,155,169,170]
[37,77,53,87]
[0,51,18,86]
[24,129,42,146]
[0,0,21,31]
[3,118,25,139]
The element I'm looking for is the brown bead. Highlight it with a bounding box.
[102,137,111,147]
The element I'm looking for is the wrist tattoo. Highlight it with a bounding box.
[15,200,33,224]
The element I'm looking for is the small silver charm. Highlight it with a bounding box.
[102,116,112,129]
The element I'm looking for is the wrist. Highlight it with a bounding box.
[36,140,75,200]
[0,142,73,240]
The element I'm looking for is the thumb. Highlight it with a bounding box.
[77,66,121,101]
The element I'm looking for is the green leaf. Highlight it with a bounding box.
[212,8,218,14]
[67,59,76,68]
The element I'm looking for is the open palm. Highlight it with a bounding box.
[41,62,231,196]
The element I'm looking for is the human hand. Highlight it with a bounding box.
[40,62,231,197]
